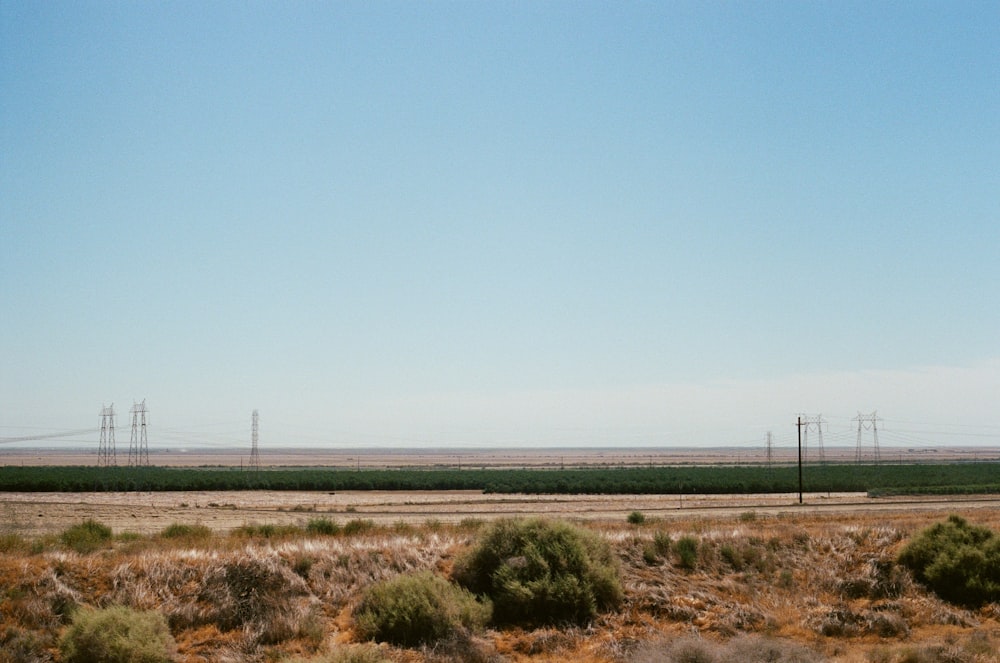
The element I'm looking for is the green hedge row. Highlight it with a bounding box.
[0,462,997,495]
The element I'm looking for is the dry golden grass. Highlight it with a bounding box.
[1,502,998,662]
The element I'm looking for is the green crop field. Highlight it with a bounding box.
[0,462,997,495]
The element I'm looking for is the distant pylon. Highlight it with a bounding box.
[98,404,116,467]
[249,409,260,471]
[797,414,826,463]
[854,410,881,464]
[765,431,773,468]
[128,400,149,467]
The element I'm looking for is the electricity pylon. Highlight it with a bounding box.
[798,414,826,463]
[128,400,149,467]
[854,411,881,464]
[249,409,260,471]
[98,404,116,467]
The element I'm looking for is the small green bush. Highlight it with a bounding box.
[342,519,376,536]
[675,535,699,570]
[0,532,27,553]
[59,605,177,663]
[306,517,341,535]
[354,571,490,647]
[897,514,1000,607]
[61,519,113,554]
[642,531,672,565]
[232,523,301,538]
[453,517,623,627]
[627,511,646,525]
[719,544,743,570]
[160,523,212,540]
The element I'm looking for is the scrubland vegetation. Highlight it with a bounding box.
[1,510,999,662]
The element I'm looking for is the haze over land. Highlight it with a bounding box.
[2,3,998,451]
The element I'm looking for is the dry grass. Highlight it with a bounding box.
[0,503,999,662]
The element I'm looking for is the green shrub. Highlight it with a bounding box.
[453,517,623,627]
[0,532,27,553]
[354,571,490,647]
[343,519,376,536]
[59,605,177,663]
[675,535,699,570]
[306,517,341,535]
[232,523,301,538]
[160,523,212,540]
[720,544,743,570]
[627,511,646,525]
[642,531,671,565]
[897,514,1000,607]
[61,519,113,554]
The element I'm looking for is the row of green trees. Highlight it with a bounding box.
[0,462,997,495]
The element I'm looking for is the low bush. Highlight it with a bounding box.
[897,514,1000,607]
[61,519,113,554]
[160,523,212,540]
[675,535,699,570]
[342,519,376,536]
[232,523,301,538]
[0,532,27,553]
[627,511,646,525]
[354,571,490,647]
[719,544,742,570]
[306,517,341,535]
[59,605,177,663]
[453,517,623,627]
[642,531,672,565]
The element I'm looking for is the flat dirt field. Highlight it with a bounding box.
[4,488,1000,537]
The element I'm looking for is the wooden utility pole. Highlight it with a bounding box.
[797,416,803,504]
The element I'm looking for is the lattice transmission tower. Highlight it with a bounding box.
[765,431,773,468]
[128,400,149,467]
[798,414,826,463]
[249,409,260,471]
[98,404,116,467]
[854,411,881,464]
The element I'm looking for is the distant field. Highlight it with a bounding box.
[1,445,996,468]
[1,460,998,496]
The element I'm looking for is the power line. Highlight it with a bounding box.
[0,428,97,444]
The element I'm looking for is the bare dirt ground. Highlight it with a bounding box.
[4,489,1000,537]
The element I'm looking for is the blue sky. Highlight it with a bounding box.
[2,2,998,451]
